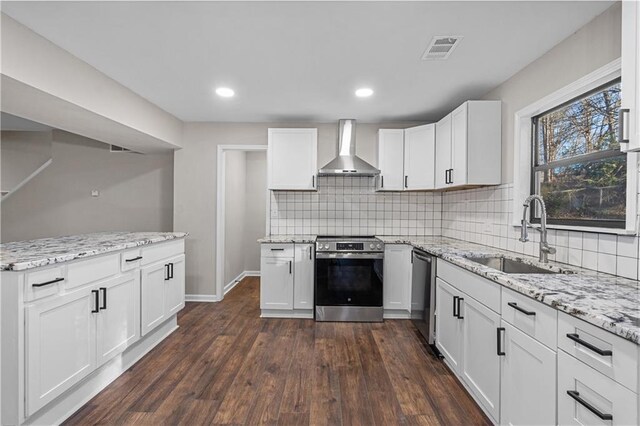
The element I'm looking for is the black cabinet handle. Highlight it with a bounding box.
[289,261,292,274]
[456,297,464,319]
[508,302,536,316]
[566,333,612,356]
[309,247,312,260]
[312,175,315,188]
[100,287,107,310]
[619,108,630,144]
[453,296,459,317]
[169,263,174,279]
[125,256,143,262]
[92,289,100,313]
[566,391,613,421]
[381,176,384,188]
[497,327,506,356]
[449,169,454,184]
[32,277,64,287]
[164,264,170,281]
[404,176,408,188]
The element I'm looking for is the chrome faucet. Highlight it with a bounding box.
[520,195,556,263]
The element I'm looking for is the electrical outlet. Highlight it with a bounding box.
[91,190,100,197]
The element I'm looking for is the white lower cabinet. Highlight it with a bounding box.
[435,278,463,373]
[260,256,294,310]
[383,244,412,314]
[141,262,167,336]
[558,349,637,426]
[26,287,97,416]
[293,244,314,309]
[500,321,556,426]
[460,295,501,423]
[165,254,186,316]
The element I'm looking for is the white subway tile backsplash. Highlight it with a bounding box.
[598,234,617,255]
[597,252,617,275]
[617,235,639,258]
[583,233,599,252]
[617,256,638,280]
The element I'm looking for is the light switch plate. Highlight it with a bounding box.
[91,190,100,197]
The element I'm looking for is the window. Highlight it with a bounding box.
[531,79,626,228]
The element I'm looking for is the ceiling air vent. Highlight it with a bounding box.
[110,145,133,153]
[422,36,463,61]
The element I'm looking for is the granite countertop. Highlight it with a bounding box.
[258,235,317,244]
[378,236,640,345]
[1,232,188,271]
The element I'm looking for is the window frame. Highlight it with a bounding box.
[529,78,626,229]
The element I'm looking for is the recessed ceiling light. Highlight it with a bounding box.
[355,88,374,98]
[215,87,235,98]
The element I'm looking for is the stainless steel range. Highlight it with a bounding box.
[315,236,384,322]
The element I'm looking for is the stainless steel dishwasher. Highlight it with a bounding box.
[411,249,437,346]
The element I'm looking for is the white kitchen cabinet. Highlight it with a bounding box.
[383,244,412,314]
[141,262,167,336]
[435,100,501,190]
[293,244,314,309]
[96,273,140,367]
[460,295,501,423]
[165,254,186,316]
[404,124,436,190]
[435,278,464,374]
[260,257,294,310]
[377,129,405,191]
[500,321,556,426]
[268,128,318,190]
[558,349,637,426]
[26,286,97,416]
[621,0,639,152]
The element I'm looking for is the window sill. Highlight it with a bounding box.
[511,223,637,236]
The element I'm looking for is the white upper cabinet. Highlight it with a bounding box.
[377,129,405,191]
[435,100,501,189]
[621,1,639,151]
[268,128,318,190]
[404,124,436,190]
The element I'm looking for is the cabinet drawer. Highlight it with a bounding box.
[558,349,637,426]
[558,312,638,393]
[25,266,65,301]
[261,243,294,258]
[437,260,501,313]
[67,254,120,290]
[141,239,185,266]
[501,287,557,349]
[121,248,143,271]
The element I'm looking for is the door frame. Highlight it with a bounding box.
[216,144,268,301]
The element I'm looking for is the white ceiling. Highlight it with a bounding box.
[1,1,614,123]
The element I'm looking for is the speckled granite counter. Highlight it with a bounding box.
[258,235,317,244]
[378,236,640,344]
[1,232,188,271]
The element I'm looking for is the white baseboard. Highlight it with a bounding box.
[224,270,260,295]
[185,294,220,302]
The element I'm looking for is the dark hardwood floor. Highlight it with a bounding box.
[64,277,490,425]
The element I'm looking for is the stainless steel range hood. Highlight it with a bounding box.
[318,119,380,176]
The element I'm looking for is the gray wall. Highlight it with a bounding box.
[1,130,174,242]
[482,2,621,183]
[223,150,247,285]
[1,130,52,193]
[174,121,422,297]
[244,151,267,272]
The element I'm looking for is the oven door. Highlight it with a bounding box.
[315,253,383,307]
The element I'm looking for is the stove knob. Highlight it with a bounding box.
[370,243,375,249]
[376,244,382,249]
[324,244,330,249]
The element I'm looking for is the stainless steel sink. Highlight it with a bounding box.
[466,256,561,274]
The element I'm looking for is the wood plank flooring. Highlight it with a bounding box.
[64,277,490,425]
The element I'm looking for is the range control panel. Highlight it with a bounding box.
[316,238,384,252]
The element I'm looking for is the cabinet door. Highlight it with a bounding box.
[377,129,405,191]
[260,257,294,310]
[450,103,468,186]
[141,262,167,336]
[26,287,97,415]
[500,321,556,426]
[404,124,436,190]
[96,273,140,367]
[294,244,314,309]
[621,0,639,151]
[435,114,452,189]
[268,128,317,190]
[435,278,463,373]
[383,245,412,311]
[460,295,501,423]
[165,254,186,316]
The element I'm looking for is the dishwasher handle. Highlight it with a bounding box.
[412,251,432,263]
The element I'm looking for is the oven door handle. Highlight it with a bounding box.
[316,252,384,260]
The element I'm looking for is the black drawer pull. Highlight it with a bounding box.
[497,327,506,356]
[32,277,64,287]
[164,264,170,281]
[100,287,107,310]
[567,390,613,420]
[456,297,464,319]
[508,302,536,316]
[125,256,143,262]
[270,248,285,251]
[169,262,174,279]
[566,333,612,356]
[91,289,100,313]
[453,296,459,317]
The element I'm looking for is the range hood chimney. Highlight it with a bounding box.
[318,119,380,176]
